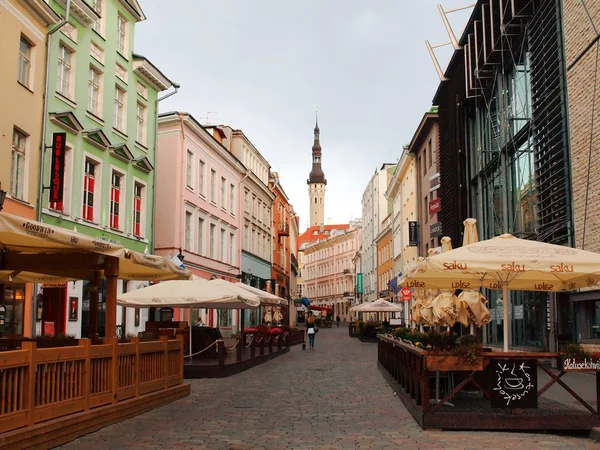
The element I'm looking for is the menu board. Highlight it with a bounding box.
[490,359,537,409]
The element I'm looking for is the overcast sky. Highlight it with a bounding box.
[135,1,472,232]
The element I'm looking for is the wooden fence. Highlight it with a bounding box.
[0,336,184,434]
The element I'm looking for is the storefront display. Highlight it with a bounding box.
[0,283,25,336]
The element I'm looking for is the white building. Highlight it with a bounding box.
[360,164,396,303]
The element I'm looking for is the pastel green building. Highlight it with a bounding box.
[39,0,176,337]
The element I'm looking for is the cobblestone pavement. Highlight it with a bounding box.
[59,326,598,449]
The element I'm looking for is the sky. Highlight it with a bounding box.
[135,0,473,232]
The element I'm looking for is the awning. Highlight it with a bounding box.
[0,212,191,282]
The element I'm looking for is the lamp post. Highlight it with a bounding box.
[0,183,6,211]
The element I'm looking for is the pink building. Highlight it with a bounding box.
[156,112,245,335]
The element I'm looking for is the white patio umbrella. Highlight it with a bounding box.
[232,282,288,305]
[350,299,404,313]
[117,278,260,308]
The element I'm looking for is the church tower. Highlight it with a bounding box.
[307,114,326,227]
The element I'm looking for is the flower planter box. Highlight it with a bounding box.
[424,355,484,372]
[35,338,79,348]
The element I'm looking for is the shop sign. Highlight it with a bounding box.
[408,221,418,246]
[429,172,441,191]
[562,358,600,371]
[401,287,412,301]
[430,222,443,238]
[356,273,363,294]
[429,198,441,215]
[50,132,67,202]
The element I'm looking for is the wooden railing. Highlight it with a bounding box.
[0,335,184,434]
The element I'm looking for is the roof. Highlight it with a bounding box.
[297,224,351,251]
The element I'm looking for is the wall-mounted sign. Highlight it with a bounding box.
[429,198,441,215]
[401,287,412,301]
[490,359,537,409]
[562,358,600,371]
[408,221,418,246]
[429,172,441,191]
[356,273,363,294]
[430,222,443,238]
[50,132,67,203]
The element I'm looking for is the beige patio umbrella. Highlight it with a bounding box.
[459,218,491,329]
[351,298,403,313]
[234,282,288,305]
[431,237,460,327]
[400,233,600,351]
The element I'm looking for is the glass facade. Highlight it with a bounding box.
[466,44,549,350]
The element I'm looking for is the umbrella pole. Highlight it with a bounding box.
[189,317,193,358]
[503,282,509,352]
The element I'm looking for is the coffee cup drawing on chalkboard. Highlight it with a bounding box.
[504,365,525,389]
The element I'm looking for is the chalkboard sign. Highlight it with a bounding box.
[490,359,537,409]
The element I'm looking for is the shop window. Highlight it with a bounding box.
[1,285,25,336]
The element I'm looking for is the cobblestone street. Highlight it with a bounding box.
[60,327,598,449]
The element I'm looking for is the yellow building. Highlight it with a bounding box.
[0,0,60,337]
[375,213,393,301]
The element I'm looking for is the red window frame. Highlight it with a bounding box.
[133,183,142,237]
[110,172,120,229]
[82,160,95,221]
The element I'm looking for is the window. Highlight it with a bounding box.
[136,103,146,144]
[57,44,72,98]
[218,309,232,327]
[88,67,101,116]
[109,172,121,229]
[209,224,215,258]
[210,170,216,203]
[428,139,433,168]
[185,212,192,250]
[11,129,26,200]
[424,195,428,224]
[91,0,103,34]
[116,15,127,54]
[229,232,234,264]
[220,229,225,261]
[82,160,96,221]
[18,37,32,87]
[197,218,204,255]
[229,184,235,215]
[220,177,226,209]
[198,160,205,195]
[133,183,143,237]
[186,151,193,188]
[114,86,125,131]
[244,190,249,213]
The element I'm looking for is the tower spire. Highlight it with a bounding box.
[307,113,326,226]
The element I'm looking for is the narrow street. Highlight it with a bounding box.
[60,328,598,449]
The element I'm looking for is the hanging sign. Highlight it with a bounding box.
[408,221,418,246]
[401,287,412,301]
[50,132,67,202]
[429,198,441,215]
[356,273,363,294]
[430,222,443,238]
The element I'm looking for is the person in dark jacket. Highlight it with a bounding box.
[306,312,317,349]
[336,315,341,327]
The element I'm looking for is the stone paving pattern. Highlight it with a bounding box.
[59,327,599,449]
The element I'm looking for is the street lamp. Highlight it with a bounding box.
[0,183,6,212]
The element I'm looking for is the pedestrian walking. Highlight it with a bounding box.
[336,315,341,327]
[306,312,318,349]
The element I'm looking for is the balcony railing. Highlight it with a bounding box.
[278,223,289,236]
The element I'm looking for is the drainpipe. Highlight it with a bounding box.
[31,0,71,339]
[151,83,179,253]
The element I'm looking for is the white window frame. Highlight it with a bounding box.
[220,177,226,210]
[210,169,216,203]
[116,14,128,55]
[114,85,126,131]
[209,223,216,259]
[186,150,193,188]
[229,183,235,216]
[132,177,147,238]
[109,167,126,231]
[229,232,235,264]
[91,0,104,35]
[184,210,193,251]
[136,102,146,144]
[82,153,103,223]
[198,160,205,196]
[18,36,33,88]
[88,65,102,117]
[11,129,28,201]
[57,43,74,99]
[220,228,225,261]
[197,216,205,256]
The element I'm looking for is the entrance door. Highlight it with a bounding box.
[42,287,66,335]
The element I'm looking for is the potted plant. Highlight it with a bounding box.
[35,333,78,348]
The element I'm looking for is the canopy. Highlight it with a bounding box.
[0,212,191,282]
[400,233,600,351]
[350,299,403,313]
[233,282,288,305]
[309,305,333,312]
[117,278,260,308]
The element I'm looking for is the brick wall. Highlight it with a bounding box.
[563,1,600,252]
